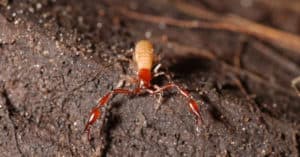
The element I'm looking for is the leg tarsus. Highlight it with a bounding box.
[153,85,163,111]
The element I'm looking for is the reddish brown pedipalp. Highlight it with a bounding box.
[84,88,136,137]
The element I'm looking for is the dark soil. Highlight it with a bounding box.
[0,0,299,156]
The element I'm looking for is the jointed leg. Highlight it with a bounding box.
[148,83,203,124]
[84,88,141,138]
[117,74,140,88]
[152,85,164,111]
[152,63,171,82]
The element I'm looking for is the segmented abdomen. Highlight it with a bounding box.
[134,40,154,71]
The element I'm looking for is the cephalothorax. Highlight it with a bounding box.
[84,40,203,138]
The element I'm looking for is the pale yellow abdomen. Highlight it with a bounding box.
[134,40,154,71]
